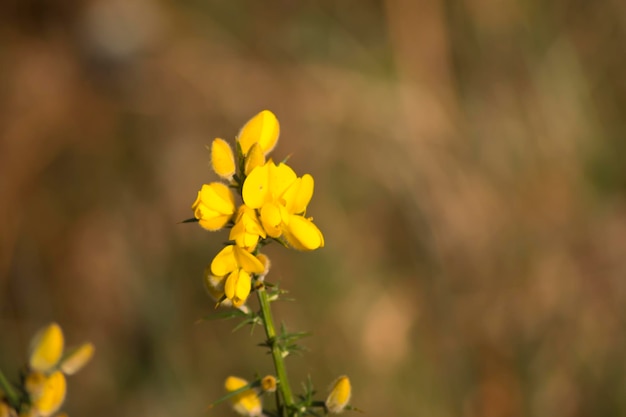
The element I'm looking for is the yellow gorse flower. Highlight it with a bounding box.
[29,324,64,373]
[27,371,66,417]
[237,110,280,156]
[325,376,351,414]
[224,376,262,417]
[243,160,324,250]
[191,110,323,309]
[229,205,267,251]
[191,183,236,231]
[22,323,94,417]
[210,245,265,306]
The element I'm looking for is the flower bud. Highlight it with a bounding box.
[211,138,236,180]
[237,110,280,156]
[325,376,351,414]
[260,375,277,393]
[29,323,64,373]
[59,343,94,375]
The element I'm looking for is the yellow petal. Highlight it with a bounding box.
[225,376,263,417]
[224,270,251,307]
[211,138,236,180]
[283,215,324,250]
[232,246,265,274]
[237,110,279,156]
[325,376,351,414]
[242,161,297,209]
[31,371,66,417]
[29,323,64,373]
[244,143,266,176]
[210,245,238,276]
[282,174,314,214]
[259,202,283,238]
[59,343,94,375]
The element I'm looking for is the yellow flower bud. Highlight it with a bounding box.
[29,323,64,373]
[244,143,265,176]
[224,376,262,417]
[260,375,277,393]
[59,343,94,375]
[211,138,236,180]
[237,110,279,156]
[30,371,66,417]
[325,376,351,414]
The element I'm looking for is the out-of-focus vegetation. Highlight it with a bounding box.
[1,1,625,416]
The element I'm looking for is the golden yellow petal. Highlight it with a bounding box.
[325,376,351,414]
[29,323,64,373]
[31,371,66,417]
[211,138,236,179]
[237,110,279,156]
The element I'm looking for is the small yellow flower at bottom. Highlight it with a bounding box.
[29,323,64,373]
[325,376,351,414]
[224,376,262,417]
[27,371,66,417]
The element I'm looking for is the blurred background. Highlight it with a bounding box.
[1,0,626,416]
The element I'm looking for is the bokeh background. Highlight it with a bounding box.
[2,1,626,416]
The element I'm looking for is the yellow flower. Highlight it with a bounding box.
[211,138,236,180]
[237,110,280,156]
[210,245,265,307]
[59,343,94,375]
[229,205,267,251]
[224,376,262,417]
[325,376,351,414]
[242,160,324,250]
[27,371,66,417]
[191,183,236,231]
[29,323,64,373]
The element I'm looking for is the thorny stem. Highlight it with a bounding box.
[257,285,295,417]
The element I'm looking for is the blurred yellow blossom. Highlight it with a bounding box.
[59,343,95,375]
[325,376,351,414]
[224,376,262,417]
[29,324,64,373]
[27,371,66,417]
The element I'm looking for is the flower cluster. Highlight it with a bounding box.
[0,323,94,417]
[192,110,324,308]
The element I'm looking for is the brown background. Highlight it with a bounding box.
[1,1,626,416]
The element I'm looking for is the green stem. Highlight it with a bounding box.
[0,368,20,408]
[257,286,295,417]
